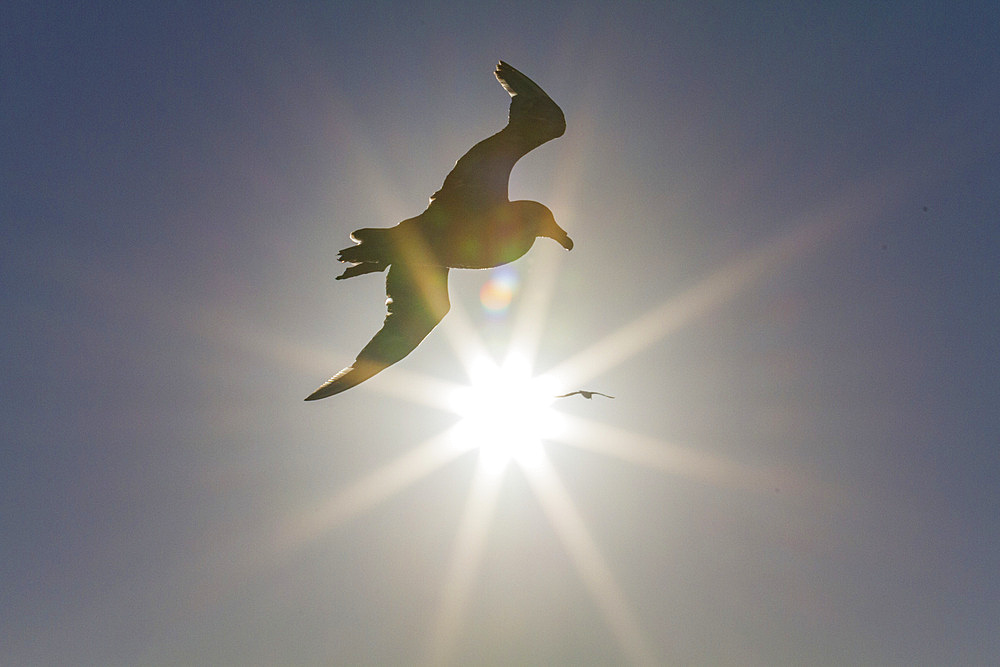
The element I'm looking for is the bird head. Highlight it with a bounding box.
[514,200,574,251]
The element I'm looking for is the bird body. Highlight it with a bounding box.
[340,199,568,275]
[306,62,571,401]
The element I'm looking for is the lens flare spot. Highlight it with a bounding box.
[479,268,519,314]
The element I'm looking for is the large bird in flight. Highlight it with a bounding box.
[306,61,572,401]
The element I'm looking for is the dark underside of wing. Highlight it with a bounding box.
[304,263,450,400]
[428,62,565,211]
[495,61,566,151]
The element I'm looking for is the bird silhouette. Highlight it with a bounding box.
[555,391,615,400]
[306,62,572,400]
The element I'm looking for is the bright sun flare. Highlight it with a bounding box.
[449,355,564,473]
[280,218,830,665]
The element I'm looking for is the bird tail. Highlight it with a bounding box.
[336,227,393,279]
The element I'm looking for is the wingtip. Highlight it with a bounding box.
[303,386,333,401]
[494,61,518,91]
[304,359,389,401]
[304,366,355,401]
[304,383,347,401]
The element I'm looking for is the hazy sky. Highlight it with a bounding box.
[3,2,999,665]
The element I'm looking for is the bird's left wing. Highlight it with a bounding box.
[429,61,565,211]
[305,263,450,400]
[555,391,583,398]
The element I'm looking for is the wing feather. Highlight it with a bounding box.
[428,62,565,211]
[304,264,450,400]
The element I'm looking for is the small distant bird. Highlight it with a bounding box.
[306,62,572,400]
[555,391,615,400]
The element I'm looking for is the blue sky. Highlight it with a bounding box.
[3,2,999,664]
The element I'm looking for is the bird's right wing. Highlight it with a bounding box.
[429,62,565,211]
[305,263,450,400]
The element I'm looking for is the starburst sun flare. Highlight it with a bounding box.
[274,214,838,665]
[449,354,565,473]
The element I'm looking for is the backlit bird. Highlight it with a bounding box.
[306,61,572,401]
[555,391,615,400]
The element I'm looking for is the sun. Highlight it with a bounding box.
[448,353,564,473]
[270,215,835,666]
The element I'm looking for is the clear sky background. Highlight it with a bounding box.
[3,2,999,665]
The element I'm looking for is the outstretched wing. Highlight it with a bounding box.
[305,264,450,400]
[555,391,583,398]
[429,61,565,211]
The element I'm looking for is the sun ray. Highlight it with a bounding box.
[521,453,659,667]
[507,247,571,363]
[276,428,472,553]
[357,365,466,411]
[506,98,593,362]
[549,218,835,387]
[324,95,414,224]
[426,464,505,665]
[554,414,840,501]
[435,295,495,378]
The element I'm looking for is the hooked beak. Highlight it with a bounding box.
[557,231,574,251]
